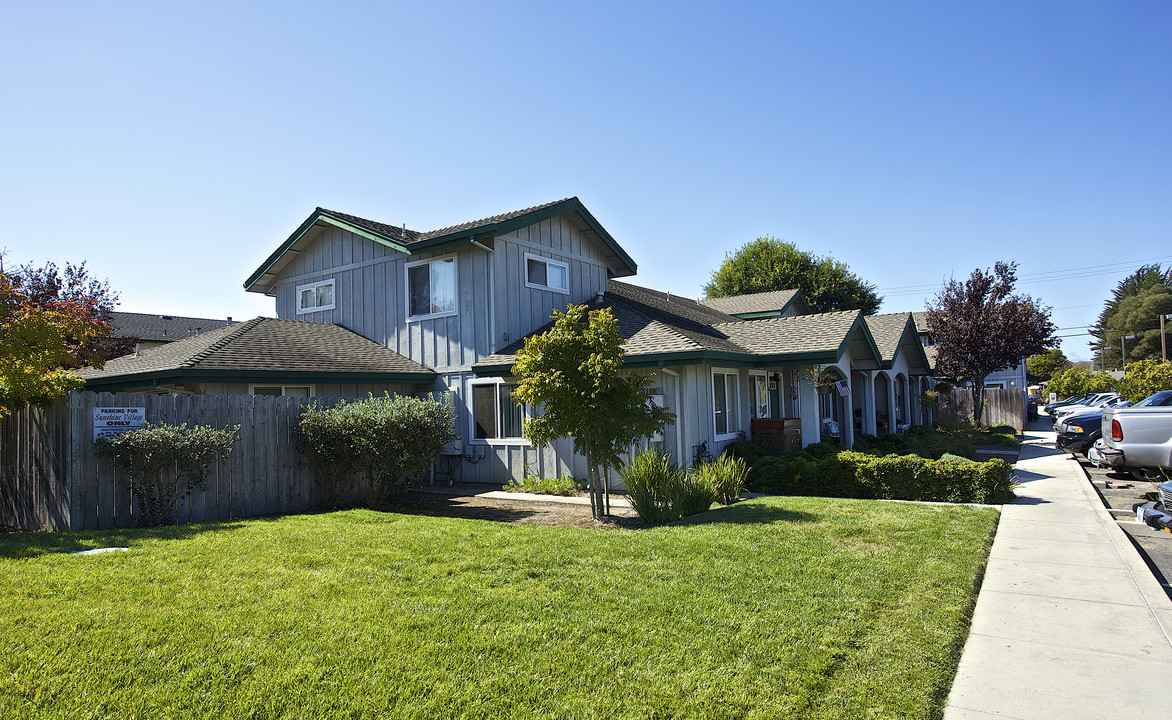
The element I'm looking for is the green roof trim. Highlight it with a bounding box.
[473,347,861,378]
[837,313,883,367]
[880,315,933,372]
[245,198,637,294]
[244,210,410,292]
[407,198,637,274]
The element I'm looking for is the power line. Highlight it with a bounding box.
[880,254,1172,297]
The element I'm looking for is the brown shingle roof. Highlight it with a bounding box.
[319,198,571,246]
[864,313,915,363]
[79,318,434,381]
[473,282,875,372]
[699,289,803,316]
[110,312,232,343]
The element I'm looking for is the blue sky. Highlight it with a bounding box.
[3,1,1169,360]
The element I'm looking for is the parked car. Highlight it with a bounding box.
[1055,408,1107,456]
[1090,390,1172,477]
[1045,393,1094,415]
[1052,393,1123,422]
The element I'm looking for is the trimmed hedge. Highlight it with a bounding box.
[742,450,1015,504]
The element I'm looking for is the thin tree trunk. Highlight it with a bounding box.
[972,378,986,426]
[602,463,610,516]
[587,456,599,520]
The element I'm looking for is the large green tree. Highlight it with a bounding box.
[512,305,675,519]
[704,237,882,314]
[1090,265,1172,369]
[1026,348,1071,383]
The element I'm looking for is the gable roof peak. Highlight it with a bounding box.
[246,196,634,294]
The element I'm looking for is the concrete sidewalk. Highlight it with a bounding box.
[945,421,1172,719]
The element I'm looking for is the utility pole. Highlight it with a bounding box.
[1163,313,1172,362]
[1122,334,1137,369]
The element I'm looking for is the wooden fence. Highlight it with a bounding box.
[0,391,365,531]
[937,388,1026,432]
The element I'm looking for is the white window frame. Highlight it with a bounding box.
[469,378,530,446]
[249,384,315,398]
[405,256,459,321]
[749,371,770,420]
[523,252,570,294]
[296,279,336,314]
[712,368,741,441]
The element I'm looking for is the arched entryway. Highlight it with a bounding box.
[874,372,891,434]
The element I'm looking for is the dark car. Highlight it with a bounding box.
[1055,408,1106,456]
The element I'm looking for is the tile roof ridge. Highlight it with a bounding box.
[182,317,266,368]
[419,197,572,240]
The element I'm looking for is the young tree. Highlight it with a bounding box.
[512,305,675,519]
[704,237,882,314]
[0,270,111,417]
[926,261,1056,424]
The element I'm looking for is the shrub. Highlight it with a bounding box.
[696,453,750,505]
[745,450,1015,504]
[1117,358,1172,403]
[670,471,719,518]
[619,450,727,525]
[503,475,584,497]
[620,449,680,526]
[299,393,458,508]
[722,440,766,465]
[102,422,238,527]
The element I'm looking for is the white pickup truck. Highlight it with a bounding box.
[1095,390,1172,475]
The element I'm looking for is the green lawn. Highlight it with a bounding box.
[0,497,998,719]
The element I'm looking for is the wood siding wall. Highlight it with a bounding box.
[0,392,369,532]
[273,215,611,373]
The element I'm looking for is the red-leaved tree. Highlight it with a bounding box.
[926,261,1057,424]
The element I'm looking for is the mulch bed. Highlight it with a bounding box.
[402,490,645,530]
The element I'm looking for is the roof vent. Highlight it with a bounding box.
[595,291,605,303]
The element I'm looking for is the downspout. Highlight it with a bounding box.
[657,364,683,462]
[470,239,496,354]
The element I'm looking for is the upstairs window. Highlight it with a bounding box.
[525,253,569,294]
[296,279,335,314]
[407,257,457,320]
[471,381,525,441]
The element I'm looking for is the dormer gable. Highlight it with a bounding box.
[244,197,636,296]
